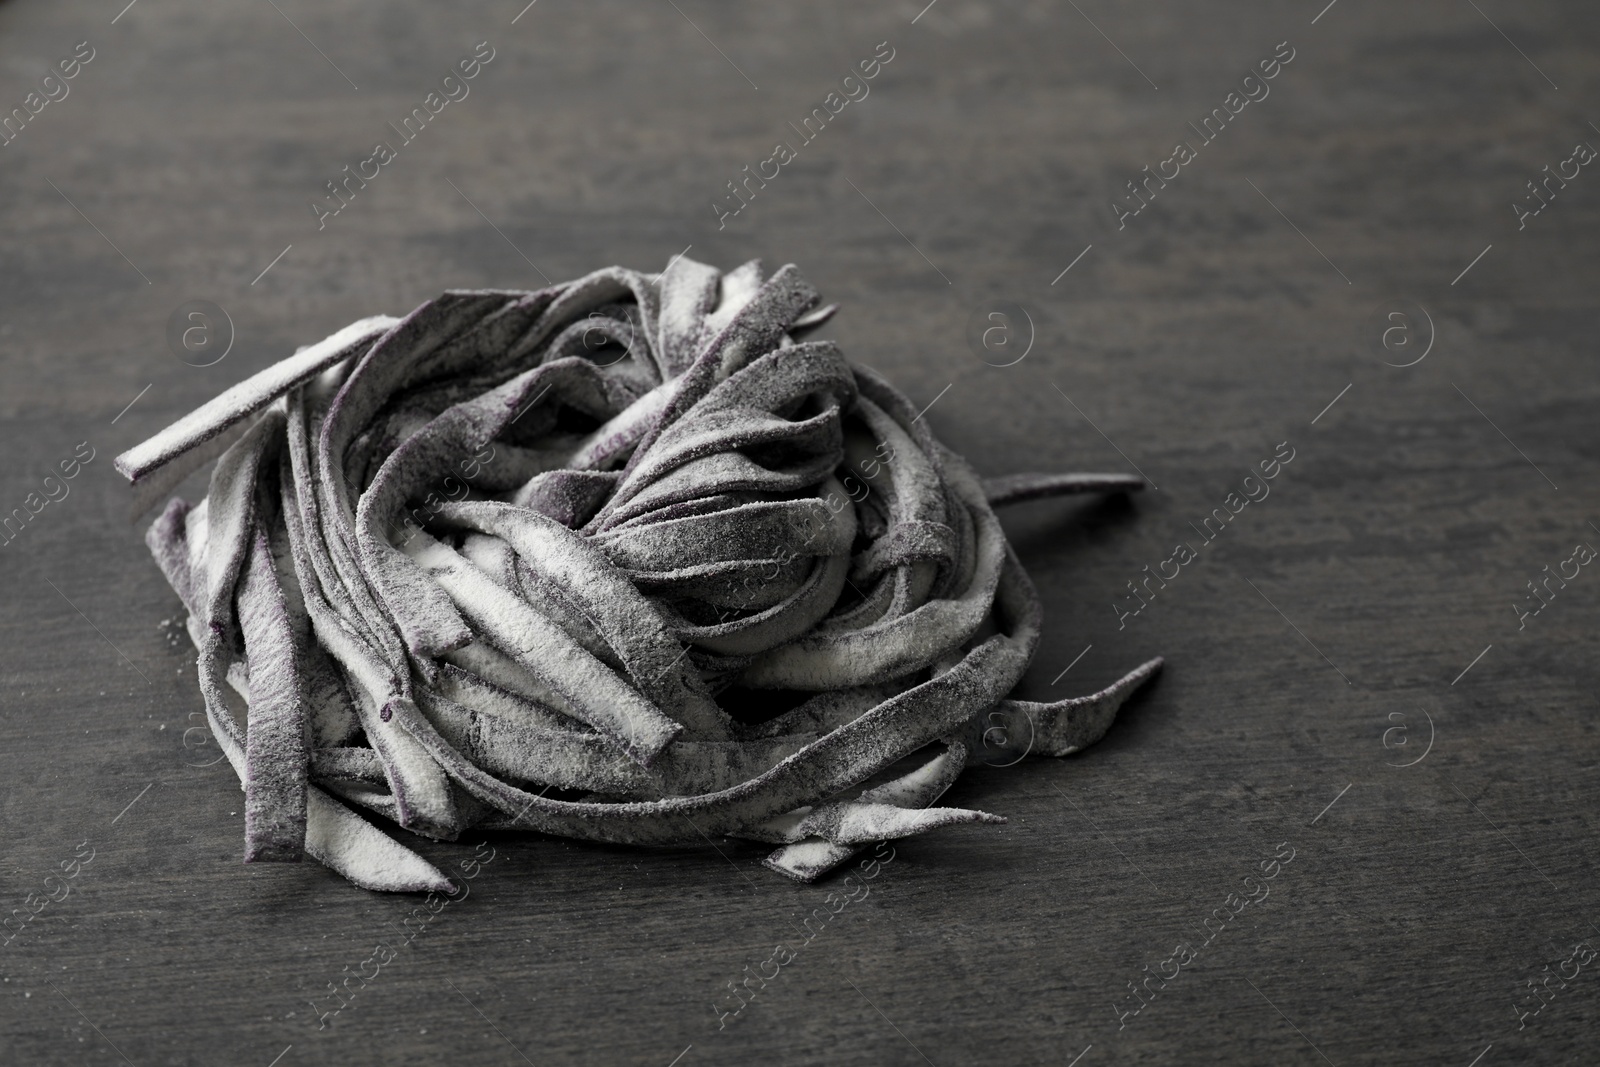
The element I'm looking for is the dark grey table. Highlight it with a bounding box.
[2,1,1597,1064]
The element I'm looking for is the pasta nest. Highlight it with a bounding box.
[116,257,1161,893]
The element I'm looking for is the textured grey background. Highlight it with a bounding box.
[1,1,1597,1064]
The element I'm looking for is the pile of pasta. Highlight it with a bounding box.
[115,257,1160,893]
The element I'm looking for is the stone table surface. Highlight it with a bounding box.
[1,1,1598,1064]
